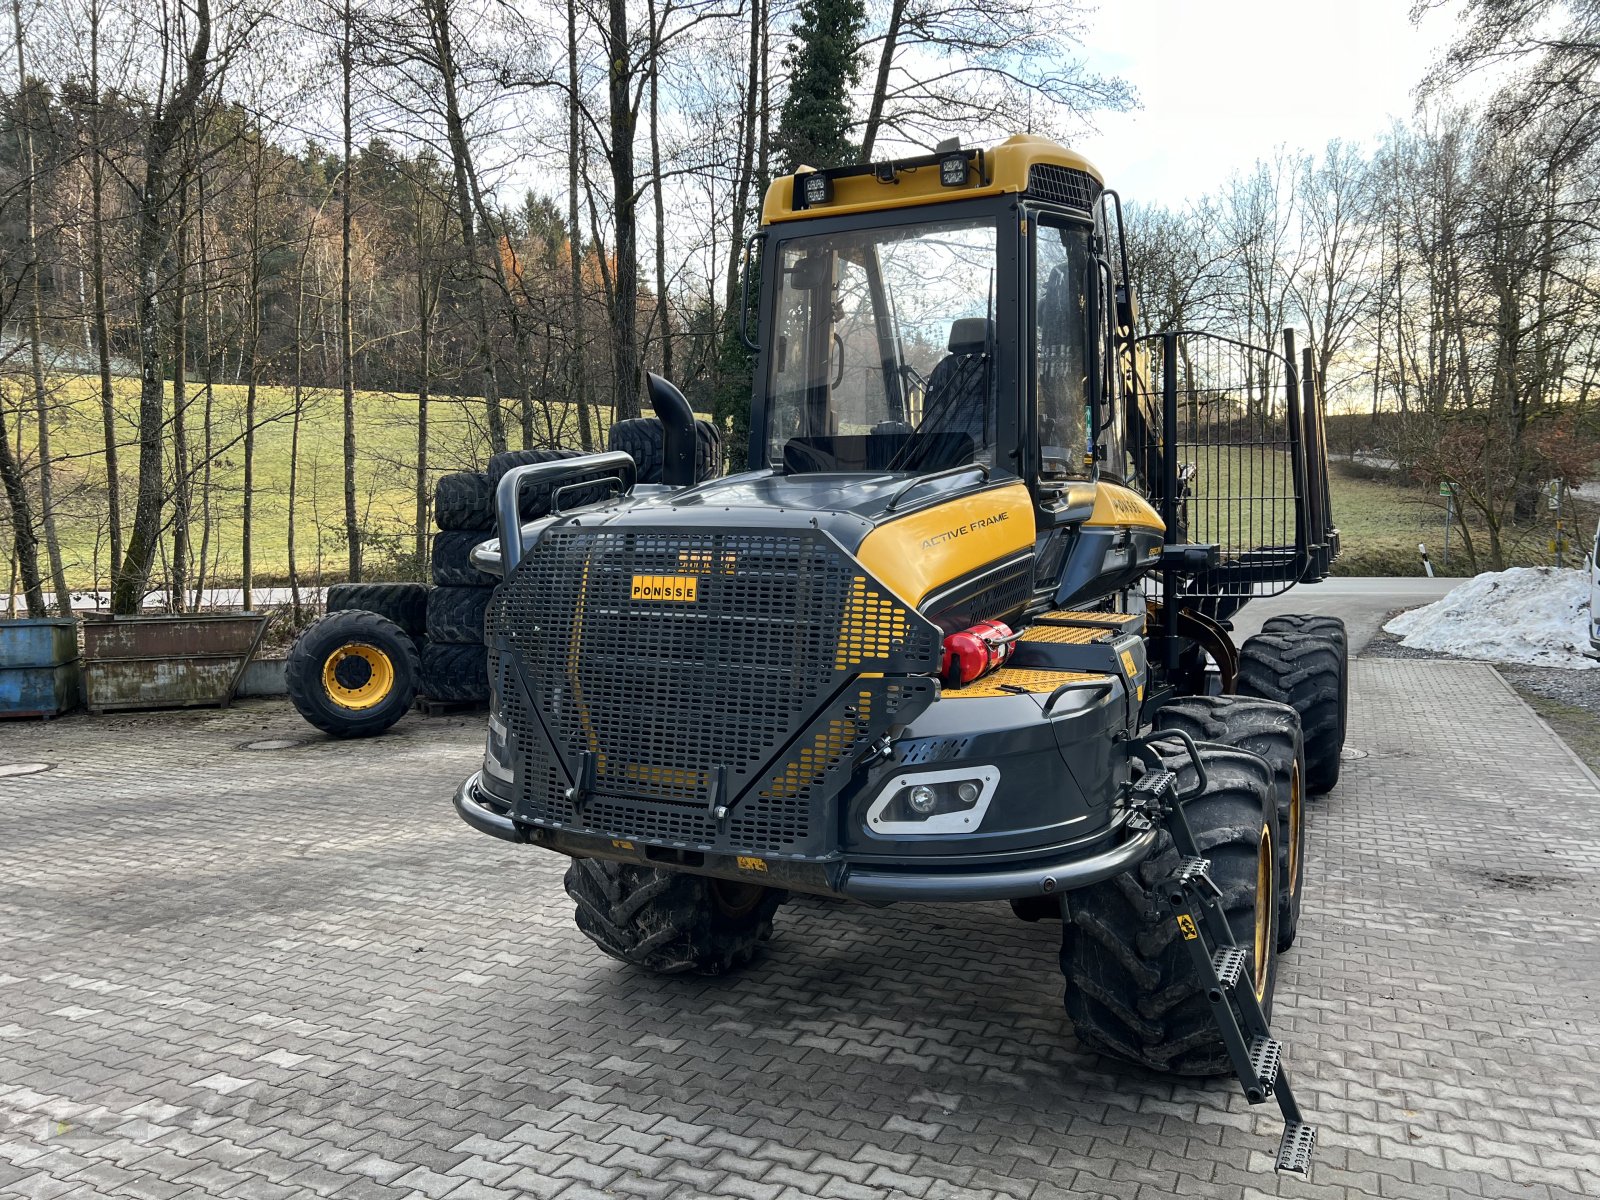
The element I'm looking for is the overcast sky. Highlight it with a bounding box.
[1069,0,1471,206]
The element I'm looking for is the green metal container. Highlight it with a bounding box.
[0,617,81,718]
[80,612,270,713]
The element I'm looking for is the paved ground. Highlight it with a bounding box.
[2,656,1598,1200]
[1231,577,1458,652]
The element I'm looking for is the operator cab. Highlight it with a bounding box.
[748,134,1140,514]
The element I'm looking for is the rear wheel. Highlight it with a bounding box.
[1261,614,1349,743]
[1156,696,1306,951]
[1236,630,1344,793]
[1061,741,1277,1075]
[286,610,419,738]
[564,859,784,975]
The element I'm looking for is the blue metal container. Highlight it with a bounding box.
[0,617,81,718]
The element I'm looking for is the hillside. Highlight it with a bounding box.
[8,375,1585,592]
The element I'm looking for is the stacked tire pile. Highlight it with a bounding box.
[285,416,724,738]
[427,469,501,705]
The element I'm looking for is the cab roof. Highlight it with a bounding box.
[760,133,1106,227]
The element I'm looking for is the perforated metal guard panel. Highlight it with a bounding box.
[733,677,936,851]
[492,525,940,855]
[944,667,1107,698]
[1026,164,1103,212]
[1019,625,1111,645]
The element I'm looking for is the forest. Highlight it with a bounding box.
[0,0,1595,615]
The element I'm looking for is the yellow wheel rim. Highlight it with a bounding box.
[1287,762,1302,899]
[322,642,395,711]
[1253,821,1274,1002]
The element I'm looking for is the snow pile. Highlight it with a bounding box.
[1384,567,1598,669]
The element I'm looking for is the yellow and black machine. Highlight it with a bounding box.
[453,134,1343,1175]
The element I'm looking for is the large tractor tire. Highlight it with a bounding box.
[426,585,493,646]
[325,581,429,639]
[432,530,491,587]
[1236,630,1344,793]
[564,858,784,975]
[434,471,495,531]
[1061,741,1278,1076]
[607,417,722,484]
[420,642,489,704]
[1156,696,1306,951]
[1262,613,1349,746]
[286,610,420,738]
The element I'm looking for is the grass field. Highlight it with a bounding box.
[1325,461,1595,577]
[13,373,601,591]
[5,372,1586,592]
[1177,442,1551,578]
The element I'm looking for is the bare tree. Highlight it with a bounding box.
[1292,141,1374,401]
[113,0,228,614]
[858,0,1132,157]
[566,0,593,449]
[11,0,71,614]
[340,0,361,581]
[0,380,44,615]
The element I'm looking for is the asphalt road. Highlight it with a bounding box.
[1231,575,1458,653]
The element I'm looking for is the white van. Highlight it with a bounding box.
[1591,522,1600,654]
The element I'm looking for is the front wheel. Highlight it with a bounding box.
[1061,741,1278,1075]
[1156,695,1306,952]
[564,859,784,975]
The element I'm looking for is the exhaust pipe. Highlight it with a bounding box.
[647,371,696,488]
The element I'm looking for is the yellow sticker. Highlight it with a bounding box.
[735,856,768,873]
[1176,913,1199,940]
[611,839,635,851]
[678,549,736,574]
[630,574,698,602]
[1120,649,1138,677]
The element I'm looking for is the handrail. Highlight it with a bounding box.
[494,451,638,573]
[883,462,991,513]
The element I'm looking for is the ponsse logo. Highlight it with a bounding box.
[629,573,698,602]
[921,510,1009,550]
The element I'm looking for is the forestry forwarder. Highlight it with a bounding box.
[452,134,1345,1176]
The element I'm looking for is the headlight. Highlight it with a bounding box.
[866,767,999,834]
[484,713,514,784]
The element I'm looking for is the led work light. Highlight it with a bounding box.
[799,172,831,206]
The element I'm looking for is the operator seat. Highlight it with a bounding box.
[922,317,993,450]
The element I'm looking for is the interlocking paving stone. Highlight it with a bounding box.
[2,659,1598,1198]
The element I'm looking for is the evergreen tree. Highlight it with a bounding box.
[774,0,866,172]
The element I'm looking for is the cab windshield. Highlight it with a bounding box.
[764,216,999,474]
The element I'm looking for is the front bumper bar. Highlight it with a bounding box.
[453,771,1157,903]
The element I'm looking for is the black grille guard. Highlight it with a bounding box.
[489,520,942,857]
